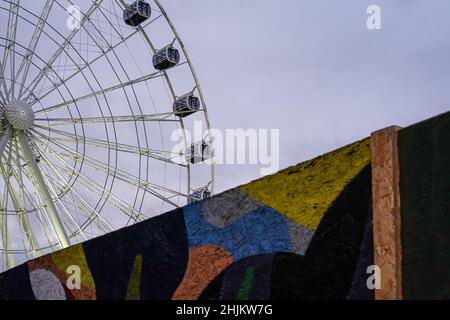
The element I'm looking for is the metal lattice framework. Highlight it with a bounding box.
[0,0,214,271]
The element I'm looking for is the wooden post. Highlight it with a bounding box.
[371,126,403,300]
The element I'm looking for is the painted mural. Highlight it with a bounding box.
[0,138,374,300]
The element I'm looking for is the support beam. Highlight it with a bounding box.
[0,163,41,258]
[16,130,69,248]
[0,127,12,160]
[371,126,403,300]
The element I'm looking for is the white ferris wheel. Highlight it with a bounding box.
[0,0,214,271]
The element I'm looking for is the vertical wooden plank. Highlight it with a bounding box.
[371,126,403,300]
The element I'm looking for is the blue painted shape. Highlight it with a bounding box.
[0,262,35,300]
[184,203,291,260]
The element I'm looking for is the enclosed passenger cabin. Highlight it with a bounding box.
[173,92,200,117]
[123,0,151,27]
[153,44,180,71]
[188,185,211,204]
[185,140,211,164]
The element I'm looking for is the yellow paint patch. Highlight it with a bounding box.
[125,254,143,300]
[241,139,371,230]
[51,243,95,288]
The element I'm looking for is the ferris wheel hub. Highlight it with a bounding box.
[5,99,35,130]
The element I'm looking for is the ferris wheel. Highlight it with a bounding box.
[0,0,214,271]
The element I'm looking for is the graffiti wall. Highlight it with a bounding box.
[0,138,374,300]
[2,111,448,300]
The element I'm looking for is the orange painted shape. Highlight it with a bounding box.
[172,244,233,300]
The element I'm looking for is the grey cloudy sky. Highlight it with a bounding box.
[162,0,450,193]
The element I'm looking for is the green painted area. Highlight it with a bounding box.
[399,111,450,299]
[235,267,255,300]
[241,139,371,230]
[51,243,95,288]
[125,255,143,300]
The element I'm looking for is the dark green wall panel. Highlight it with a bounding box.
[399,111,450,299]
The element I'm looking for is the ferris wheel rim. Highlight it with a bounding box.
[0,0,214,271]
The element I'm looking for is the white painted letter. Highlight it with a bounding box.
[366,265,381,290]
[66,5,81,31]
[66,265,81,290]
[366,5,381,30]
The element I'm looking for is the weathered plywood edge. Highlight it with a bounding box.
[371,126,403,300]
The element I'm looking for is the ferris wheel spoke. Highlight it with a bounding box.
[60,191,112,235]
[0,188,15,268]
[33,148,115,234]
[27,16,158,106]
[35,112,180,125]
[2,168,43,259]
[8,140,46,216]
[10,147,64,252]
[0,38,69,105]
[28,0,169,109]
[62,0,168,134]
[7,133,110,253]
[32,132,184,209]
[56,167,146,224]
[47,181,113,236]
[25,149,89,241]
[32,130,186,203]
[41,174,110,235]
[22,0,105,100]
[0,143,41,258]
[34,69,167,115]
[33,125,185,166]
[96,0,139,39]
[60,150,183,207]
[38,166,88,241]
[9,146,114,234]
[0,61,9,104]
[20,180,61,252]
[2,0,19,100]
[16,130,70,248]
[30,133,148,222]
[8,140,61,250]
[0,127,12,161]
[16,0,54,98]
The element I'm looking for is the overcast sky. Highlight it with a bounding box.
[161,0,450,193]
